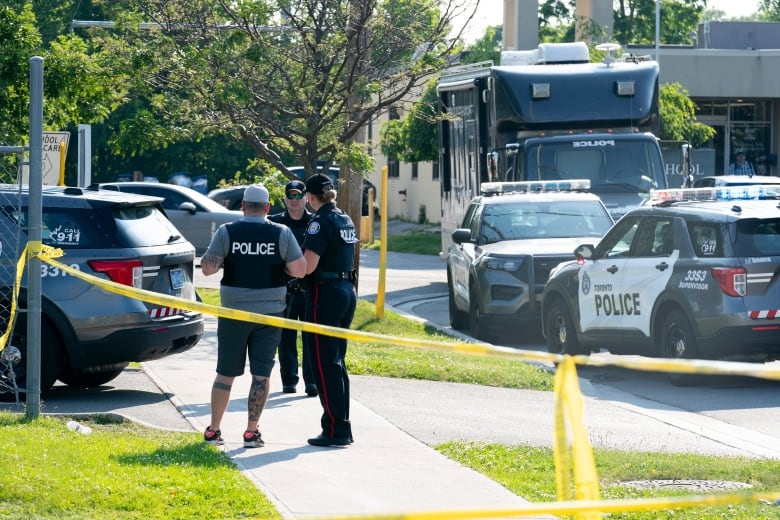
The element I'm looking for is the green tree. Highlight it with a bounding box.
[380,80,438,163]
[759,0,780,20]
[659,82,715,146]
[101,0,466,181]
[461,24,501,64]
[614,0,705,45]
[0,5,123,146]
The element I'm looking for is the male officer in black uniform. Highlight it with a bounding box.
[301,173,358,447]
[201,184,306,448]
[268,180,317,397]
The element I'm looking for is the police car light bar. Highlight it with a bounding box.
[481,179,591,196]
[650,185,780,204]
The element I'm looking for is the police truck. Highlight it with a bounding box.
[437,42,670,256]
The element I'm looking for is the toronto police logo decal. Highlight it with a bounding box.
[581,271,591,296]
[307,221,321,235]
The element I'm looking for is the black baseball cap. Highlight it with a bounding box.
[285,180,306,196]
[306,173,334,195]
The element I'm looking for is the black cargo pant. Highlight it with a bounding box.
[278,289,314,388]
[303,278,357,440]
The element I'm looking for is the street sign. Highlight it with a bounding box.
[21,131,70,185]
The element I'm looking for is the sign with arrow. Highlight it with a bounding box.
[21,131,70,185]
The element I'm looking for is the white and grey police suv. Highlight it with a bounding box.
[542,185,780,366]
[447,180,614,342]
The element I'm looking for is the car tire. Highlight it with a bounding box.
[544,299,588,356]
[58,363,129,388]
[0,316,63,399]
[447,272,468,330]
[659,309,701,386]
[469,286,493,342]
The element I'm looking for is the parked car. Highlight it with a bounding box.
[446,180,614,341]
[288,166,380,217]
[208,185,285,214]
[0,184,203,398]
[96,182,243,254]
[541,185,780,383]
[693,175,780,188]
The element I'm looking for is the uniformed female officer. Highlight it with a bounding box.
[301,173,358,447]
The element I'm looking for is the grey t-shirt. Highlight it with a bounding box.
[205,216,303,315]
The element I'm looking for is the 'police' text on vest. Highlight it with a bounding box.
[232,242,276,255]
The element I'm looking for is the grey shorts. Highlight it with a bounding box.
[216,314,282,377]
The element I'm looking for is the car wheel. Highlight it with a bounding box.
[0,316,63,400]
[659,309,701,386]
[58,363,129,388]
[447,272,468,330]
[544,299,587,355]
[469,286,493,342]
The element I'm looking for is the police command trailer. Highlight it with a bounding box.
[437,42,669,256]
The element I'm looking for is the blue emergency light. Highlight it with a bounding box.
[650,185,780,204]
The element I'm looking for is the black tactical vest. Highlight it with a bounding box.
[221,220,285,289]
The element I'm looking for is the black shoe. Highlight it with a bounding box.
[307,434,351,447]
[305,384,318,397]
[282,385,297,393]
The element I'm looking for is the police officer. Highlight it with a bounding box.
[201,184,306,448]
[268,180,317,397]
[301,173,358,447]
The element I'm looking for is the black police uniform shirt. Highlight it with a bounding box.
[269,209,312,247]
[302,202,358,279]
[205,215,303,314]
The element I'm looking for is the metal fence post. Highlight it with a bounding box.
[26,56,44,418]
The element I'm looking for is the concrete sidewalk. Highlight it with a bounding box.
[143,315,551,520]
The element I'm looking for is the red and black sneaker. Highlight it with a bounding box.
[243,429,264,448]
[204,426,224,446]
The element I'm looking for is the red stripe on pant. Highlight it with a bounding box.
[312,284,336,438]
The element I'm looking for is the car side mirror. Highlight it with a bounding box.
[179,201,197,215]
[451,228,472,245]
[574,243,595,259]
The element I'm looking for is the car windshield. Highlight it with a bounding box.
[480,200,613,243]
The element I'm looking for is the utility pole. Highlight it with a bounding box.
[342,0,371,289]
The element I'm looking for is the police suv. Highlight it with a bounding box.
[447,180,614,341]
[541,185,780,367]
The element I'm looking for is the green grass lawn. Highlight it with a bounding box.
[362,229,442,255]
[0,412,279,520]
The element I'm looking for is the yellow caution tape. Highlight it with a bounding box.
[304,491,780,519]
[0,243,31,351]
[553,356,599,519]
[29,251,780,383]
[20,249,780,520]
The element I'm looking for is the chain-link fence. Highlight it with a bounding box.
[0,147,25,401]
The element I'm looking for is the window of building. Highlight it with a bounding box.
[388,107,400,178]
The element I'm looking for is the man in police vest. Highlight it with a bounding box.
[201,184,306,448]
[269,180,317,397]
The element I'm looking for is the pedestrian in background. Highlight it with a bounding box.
[729,150,756,175]
[268,180,317,397]
[200,184,306,448]
[301,173,359,447]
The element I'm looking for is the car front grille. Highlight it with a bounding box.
[533,256,572,286]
